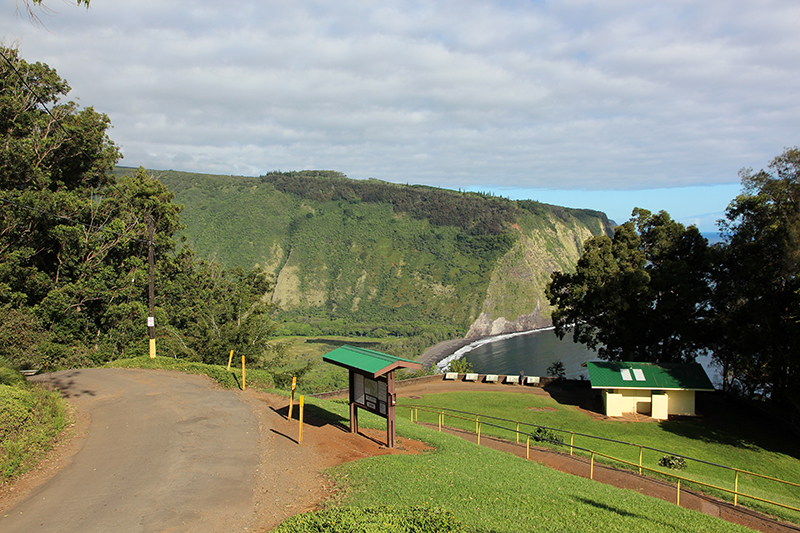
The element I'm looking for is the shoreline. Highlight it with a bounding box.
[417,338,477,368]
[418,328,555,370]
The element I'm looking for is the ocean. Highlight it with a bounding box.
[437,328,722,387]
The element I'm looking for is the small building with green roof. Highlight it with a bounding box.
[586,361,715,420]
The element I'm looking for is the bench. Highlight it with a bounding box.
[444,372,459,380]
[504,375,520,384]
[484,374,499,383]
[465,373,479,382]
[525,376,540,385]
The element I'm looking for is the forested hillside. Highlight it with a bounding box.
[119,168,613,339]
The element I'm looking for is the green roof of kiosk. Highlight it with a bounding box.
[587,361,715,391]
[323,345,422,378]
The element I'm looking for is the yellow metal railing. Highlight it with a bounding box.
[403,404,800,515]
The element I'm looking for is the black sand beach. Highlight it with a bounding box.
[418,337,478,368]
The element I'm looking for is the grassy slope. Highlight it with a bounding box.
[0,377,69,483]
[397,391,800,523]
[315,397,756,533]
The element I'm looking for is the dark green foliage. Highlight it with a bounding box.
[546,147,800,428]
[448,358,473,373]
[712,147,800,416]
[547,209,712,362]
[532,426,563,445]
[0,366,25,386]
[658,454,687,470]
[545,360,566,379]
[1,48,285,375]
[262,171,516,235]
[273,505,470,533]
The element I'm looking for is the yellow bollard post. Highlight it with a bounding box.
[288,377,296,420]
[590,453,595,480]
[677,479,681,506]
[241,353,246,390]
[570,432,574,456]
[516,422,520,445]
[734,470,739,506]
[438,412,442,432]
[299,395,304,443]
[638,446,643,475]
[526,436,530,460]
[227,349,234,371]
[477,421,482,445]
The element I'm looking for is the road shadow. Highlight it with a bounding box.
[30,370,97,400]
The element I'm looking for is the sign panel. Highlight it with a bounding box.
[350,371,389,419]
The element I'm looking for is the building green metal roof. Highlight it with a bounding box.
[322,345,422,378]
[587,361,715,391]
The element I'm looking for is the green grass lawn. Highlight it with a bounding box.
[290,397,757,533]
[396,390,800,524]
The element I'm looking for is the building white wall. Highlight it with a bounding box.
[602,389,697,418]
[665,390,696,416]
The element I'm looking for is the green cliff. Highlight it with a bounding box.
[126,169,613,338]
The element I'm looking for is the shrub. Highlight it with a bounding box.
[273,505,470,533]
[0,383,68,481]
[532,426,564,445]
[0,366,26,387]
[658,454,687,470]
[448,358,473,374]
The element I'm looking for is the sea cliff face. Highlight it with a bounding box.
[468,209,614,336]
[150,169,612,335]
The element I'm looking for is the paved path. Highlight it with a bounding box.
[0,368,259,533]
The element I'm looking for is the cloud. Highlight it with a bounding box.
[2,0,798,191]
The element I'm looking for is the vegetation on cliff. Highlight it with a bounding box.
[148,169,612,343]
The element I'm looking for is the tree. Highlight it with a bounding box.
[0,46,286,370]
[547,208,712,362]
[16,0,90,24]
[712,147,800,412]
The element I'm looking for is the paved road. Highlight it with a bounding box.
[1,368,259,533]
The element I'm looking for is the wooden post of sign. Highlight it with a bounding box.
[387,370,396,448]
[299,395,304,443]
[226,349,234,371]
[288,377,296,420]
[241,353,246,390]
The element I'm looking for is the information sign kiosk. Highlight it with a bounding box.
[323,345,422,448]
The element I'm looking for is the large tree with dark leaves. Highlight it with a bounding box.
[712,147,800,412]
[0,46,183,364]
[0,47,288,373]
[547,208,712,362]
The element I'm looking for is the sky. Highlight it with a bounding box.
[3,1,798,231]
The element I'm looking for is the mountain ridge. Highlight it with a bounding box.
[117,167,613,338]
